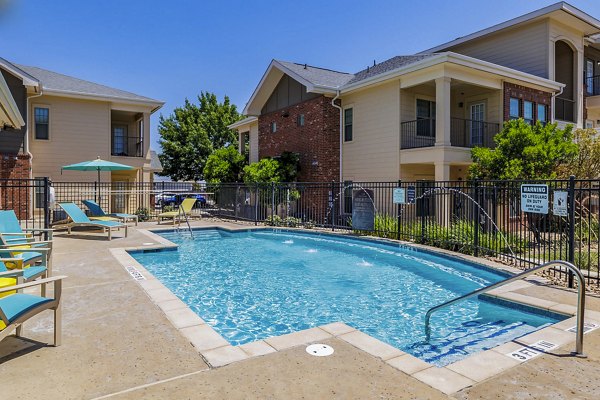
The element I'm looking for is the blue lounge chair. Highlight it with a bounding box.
[0,275,66,346]
[58,203,127,240]
[82,200,138,226]
[0,210,54,247]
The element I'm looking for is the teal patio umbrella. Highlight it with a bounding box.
[62,157,135,203]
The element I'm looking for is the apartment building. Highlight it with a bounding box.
[0,58,164,185]
[230,2,600,183]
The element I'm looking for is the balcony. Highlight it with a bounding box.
[400,117,500,149]
[111,134,143,157]
[111,110,145,157]
[555,97,575,123]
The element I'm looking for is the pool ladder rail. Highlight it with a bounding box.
[176,203,194,238]
[424,260,586,357]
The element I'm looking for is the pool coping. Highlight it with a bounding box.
[110,225,600,396]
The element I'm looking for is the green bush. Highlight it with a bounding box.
[135,207,150,222]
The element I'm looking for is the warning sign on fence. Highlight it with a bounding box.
[521,184,549,214]
[553,191,568,217]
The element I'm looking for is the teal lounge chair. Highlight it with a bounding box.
[58,203,127,240]
[0,210,54,248]
[0,275,66,346]
[82,200,138,226]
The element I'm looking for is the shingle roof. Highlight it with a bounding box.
[276,60,354,89]
[149,150,163,171]
[15,64,162,105]
[346,55,436,85]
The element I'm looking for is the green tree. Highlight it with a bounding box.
[468,119,577,180]
[557,128,600,179]
[276,151,301,182]
[243,158,283,184]
[158,92,241,181]
[203,146,246,183]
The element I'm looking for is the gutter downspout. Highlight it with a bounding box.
[551,86,564,124]
[331,90,343,183]
[25,86,43,180]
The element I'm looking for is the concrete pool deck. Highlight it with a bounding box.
[1,220,599,399]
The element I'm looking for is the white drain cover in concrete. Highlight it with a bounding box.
[306,344,334,357]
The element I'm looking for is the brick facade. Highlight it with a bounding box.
[0,153,32,219]
[258,95,340,182]
[503,82,552,122]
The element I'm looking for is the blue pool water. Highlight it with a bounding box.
[131,229,565,366]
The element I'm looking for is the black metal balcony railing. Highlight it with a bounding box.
[555,97,576,123]
[400,118,436,149]
[450,118,500,148]
[585,74,600,96]
[400,117,499,149]
[112,136,143,157]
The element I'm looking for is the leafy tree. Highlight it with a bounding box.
[468,119,577,180]
[243,158,283,184]
[557,128,600,179]
[275,151,301,182]
[203,146,246,183]
[158,92,241,181]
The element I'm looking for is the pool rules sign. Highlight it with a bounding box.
[521,184,549,214]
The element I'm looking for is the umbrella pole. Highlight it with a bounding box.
[97,168,101,205]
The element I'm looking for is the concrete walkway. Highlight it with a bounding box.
[1,221,599,399]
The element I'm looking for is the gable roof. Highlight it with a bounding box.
[275,61,354,89]
[346,55,435,85]
[421,2,600,54]
[14,64,163,107]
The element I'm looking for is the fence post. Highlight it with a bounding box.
[567,175,576,288]
[271,181,275,225]
[331,181,336,232]
[43,177,50,239]
[397,180,402,240]
[255,182,259,226]
[419,181,425,243]
[474,179,480,257]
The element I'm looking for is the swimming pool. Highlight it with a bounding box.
[131,228,565,366]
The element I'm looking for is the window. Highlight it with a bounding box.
[344,108,353,141]
[586,59,594,95]
[34,107,49,140]
[509,98,520,120]
[524,101,534,125]
[270,121,277,133]
[537,104,547,123]
[112,125,128,156]
[416,99,435,137]
[297,114,305,127]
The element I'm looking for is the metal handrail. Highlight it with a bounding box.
[178,204,194,238]
[424,260,586,356]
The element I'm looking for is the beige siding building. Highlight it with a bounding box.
[231,2,600,184]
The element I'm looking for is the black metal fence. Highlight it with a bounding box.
[206,179,600,287]
[2,178,600,286]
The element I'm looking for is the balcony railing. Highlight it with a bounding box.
[450,117,499,148]
[555,97,575,123]
[400,117,499,149]
[585,74,600,96]
[112,136,143,157]
[400,118,436,149]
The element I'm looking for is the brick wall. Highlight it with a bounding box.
[258,95,340,182]
[503,82,552,121]
[0,153,32,219]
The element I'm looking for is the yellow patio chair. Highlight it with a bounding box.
[158,197,196,226]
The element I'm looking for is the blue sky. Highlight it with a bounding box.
[1,0,600,152]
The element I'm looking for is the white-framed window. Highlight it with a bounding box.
[509,98,520,120]
[34,106,50,140]
[524,101,534,125]
[586,59,594,95]
[470,102,485,146]
[416,99,435,137]
[344,108,353,142]
[112,124,128,156]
